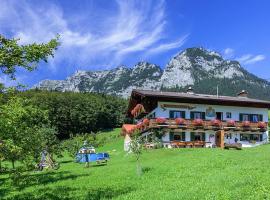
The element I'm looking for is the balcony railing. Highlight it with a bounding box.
[138,118,267,132]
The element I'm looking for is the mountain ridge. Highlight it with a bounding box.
[34,47,270,100]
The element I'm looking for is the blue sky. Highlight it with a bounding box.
[0,0,270,87]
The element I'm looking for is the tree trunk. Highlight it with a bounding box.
[136,159,142,176]
[12,160,15,169]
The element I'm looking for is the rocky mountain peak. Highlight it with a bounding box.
[33,47,270,100]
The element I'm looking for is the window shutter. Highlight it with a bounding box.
[169,111,173,119]
[260,134,263,142]
[182,132,185,141]
[202,112,206,119]
[259,115,263,121]
[182,111,186,118]
[190,112,194,119]
[169,132,174,141]
[239,114,243,121]
[190,132,195,141]
[202,133,205,141]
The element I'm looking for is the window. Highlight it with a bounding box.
[240,134,262,142]
[226,112,232,118]
[242,114,249,121]
[191,132,205,141]
[250,134,260,142]
[240,114,263,122]
[173,134,181,141]
[251,115,258,122]
[226,133,232,139]
[169,110,185,118]
[190,111,205,119]
[250,114,263,122]
[194,133,201,141]
[194,113,201,119]
[171,132,186,141]
[240,134,249,141]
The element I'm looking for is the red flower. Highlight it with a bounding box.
[193,119,203,126]
[258,121,266,129]
[227,120,236,127]
[175,118,186,125]
[143,118,150,126]
[242,121,250,127]
[211,119,221,127]
[156,117,167,124]
[131,109,135,116]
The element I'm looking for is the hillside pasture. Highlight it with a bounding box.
[1,129,270,200]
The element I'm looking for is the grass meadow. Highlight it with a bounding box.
[1,128,270,200]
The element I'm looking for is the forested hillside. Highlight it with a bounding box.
[1,90,128,139]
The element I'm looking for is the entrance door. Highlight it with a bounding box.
[216,112,223,120]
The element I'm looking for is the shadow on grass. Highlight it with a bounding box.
[0,188,10,199]
[85,186,134,200]
[59,160,73,164]
[4,185,134,200]
[13,171,88,190]
[4,186,75,200]
[0,176,11,197]
[142,166,152,173]
[90,163,108,168]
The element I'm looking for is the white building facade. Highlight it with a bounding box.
[122,89,270,150]
[151,101,268,148]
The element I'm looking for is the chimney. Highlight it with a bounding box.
[237,90,248,98]
[186,87,194,94]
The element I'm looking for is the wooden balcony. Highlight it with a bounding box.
[140,119,268,132]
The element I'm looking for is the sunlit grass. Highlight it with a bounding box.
[1,128,270,199]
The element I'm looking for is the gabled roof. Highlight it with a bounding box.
[129,89,270,112]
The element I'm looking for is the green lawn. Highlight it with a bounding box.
[1,128,270,200]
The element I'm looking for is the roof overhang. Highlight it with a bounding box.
[127,90,270,117]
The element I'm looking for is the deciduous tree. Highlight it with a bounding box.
[0,34,59,80]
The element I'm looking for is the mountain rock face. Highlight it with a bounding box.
[34,47,270,100]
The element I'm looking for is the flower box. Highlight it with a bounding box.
[193,119,203,126]
[175,118,186,125]
[211,119,221,127]
[156,117,167,124]
[227,120,236,127]
[242,121,250,127]
[258,121,266,129]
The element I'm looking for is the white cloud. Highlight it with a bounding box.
[0,0,187,71]
[237,54,265,65]
[222,47,265,65]
[147,34,189,55]
[223,48,234,59]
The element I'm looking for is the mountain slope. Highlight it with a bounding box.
[34,47,270,100]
